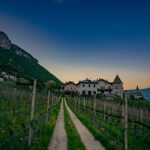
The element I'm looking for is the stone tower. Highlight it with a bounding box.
[112,75,124,98]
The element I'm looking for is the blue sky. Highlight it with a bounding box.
[0,0,150,89]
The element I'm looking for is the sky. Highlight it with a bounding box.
[0,0,150,89]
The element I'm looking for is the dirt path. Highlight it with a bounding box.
[65,100,105,150]
[48,100,67,150]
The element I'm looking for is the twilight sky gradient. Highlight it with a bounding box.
[0,0,150,89]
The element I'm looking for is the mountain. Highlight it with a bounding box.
[0,31,37,62]
[140,88,150,101]
[11,44,38,62]
[0,31,62,85]
[0,31,11,49]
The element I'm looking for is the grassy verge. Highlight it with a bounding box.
[67,101,119,150]
[29,102,61,150]
[64,101,86,150]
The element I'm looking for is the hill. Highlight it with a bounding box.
[140,88,150,101]
[128,88,150,102]
[0,47,62,85]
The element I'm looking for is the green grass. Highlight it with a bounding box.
[30,102,61,150]
[64,101,86,150]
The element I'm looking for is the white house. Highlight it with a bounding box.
[63,81,77,93]
[77,79,97,95]
[0,77,4,82]
[96,79,112,95]
[63,75,124,98]
[3,74,17,82]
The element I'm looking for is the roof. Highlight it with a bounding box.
[98,79,112,85]
[136,85,139,91]
[78,79,92,83]
[78,78,112,85]
[129,92,143,97]
[64,81,76,86]
[113,75,123,84]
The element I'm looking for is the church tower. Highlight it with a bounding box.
[112,75,124,98]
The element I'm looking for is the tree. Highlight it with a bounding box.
[46,80,57,91]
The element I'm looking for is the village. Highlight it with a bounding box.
[62,75,144,100]
[0,70,144,100]
[63,75,123,97]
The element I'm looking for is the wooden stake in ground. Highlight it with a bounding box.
[103,98,106,120]
[28,79,37,146]
[140,108,143,122]
[46,90,50,122]
[122,104,124,124]
[93,95,96,125]
[84,97,86,110]
[124,93,128,150]
[75,97,77,112]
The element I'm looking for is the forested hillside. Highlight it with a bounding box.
[0,47,62,85]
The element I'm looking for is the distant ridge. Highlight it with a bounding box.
[128,88,150,102]
[0,31,62,85]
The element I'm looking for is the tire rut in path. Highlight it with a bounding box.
[65,100,105,150]
[48,100,67,150]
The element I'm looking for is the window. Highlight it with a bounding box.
[94,84,95,87]
[100,86,104,89]
[82,91,86,95]
[93,91,96,95]
[88,91,91,95]
[115,86,118,89]
[83,84,84,87]
[89,84,91,87]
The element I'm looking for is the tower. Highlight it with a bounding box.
[136,85,139,92]
[112,75,124,98]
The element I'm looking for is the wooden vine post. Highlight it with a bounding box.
[84,97,86,110]
[78,97,80,112]
[93,95,96,125]
[103,96,106,120]
[75,97,76,112]
[122,103,124,124]
[51,93,53,106]
[124,93,128,150]
[46,90,50,122]
[140,108,143,122]
[28,79,37,146]
[13,88,17,125]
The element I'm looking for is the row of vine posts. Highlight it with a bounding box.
[66,93,150,150]
[0,79,61,149]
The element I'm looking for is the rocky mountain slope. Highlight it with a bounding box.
[0,31,62,85]
[0,31,37,62]
[0,31,11,49]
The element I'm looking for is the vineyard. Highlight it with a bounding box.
[66,95,150,150]
[1,81,150,150]
[0,81,61,150]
